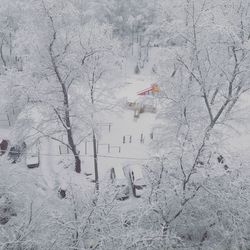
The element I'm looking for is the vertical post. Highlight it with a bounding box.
[129,171,137,197]
[129,136,132,143]
[93,131,99,191]
[109,123,111,133]
[123,136,125,144]
[131,25,134,56]
[59,146,62,155]
[140,133,143,144]
[85,141,87,155]
[9,33,12,58]
[119,146,121,153]
[146,39,149,62]
[108,144,110,153]
[150,132,153,140]
[110,168,116,183]
[139,35,142,67]
[6,112,11,127]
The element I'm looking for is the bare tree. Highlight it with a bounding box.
[147,0,250,244]
[42,4,82,173]
[79,21,121,190]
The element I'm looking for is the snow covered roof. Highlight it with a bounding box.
[26,156,39,165]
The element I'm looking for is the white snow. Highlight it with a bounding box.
[39,137,58,189]
[26,156,39,165]
[5,53,250,192]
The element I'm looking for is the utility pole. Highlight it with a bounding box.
[92,130,99,191]
[91,79,99,191]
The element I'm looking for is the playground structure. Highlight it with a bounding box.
[126,83,159,118]
[132,101,156,118]
[136,83,159,96]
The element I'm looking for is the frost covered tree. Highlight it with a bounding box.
[145,0,250,248]
[0,0,20,71]
[2,0,250,249]
[0,0,29,120]
[14,1,85,173]
[1,1,85,173]
[77,21,121,190]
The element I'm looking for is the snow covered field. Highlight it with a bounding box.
[2,61,250,191]
[0,67,158,193]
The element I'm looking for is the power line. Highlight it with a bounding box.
[2,149,149,161]
[86,154,148,161]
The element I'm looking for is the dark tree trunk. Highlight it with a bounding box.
[49,30,81,173]
[90,81,99,190]
[65,108,81,173]
[74,155,81,173]
[93,131,99,191]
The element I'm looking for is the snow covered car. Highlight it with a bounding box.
[131,166,147,190]
[8,142,26,163]
[111,165,147,200]
[0,139,8,156]
[26,144,40,168]
[115,178,130,201]
[108,167,130,200]
[123,164,146,198]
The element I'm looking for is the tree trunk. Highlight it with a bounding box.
[65,108,81,173]
[90,81,99,190]
[92,131,99,191]
[49,33,81,173]
[74,155,81,173]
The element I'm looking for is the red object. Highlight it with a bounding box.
[137,84,159,96]
[137,86,154,96]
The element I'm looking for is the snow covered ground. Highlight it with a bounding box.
[2,55,250,192]
[77,72,157,180]
[0,65,158,191]
[28,85,250,191]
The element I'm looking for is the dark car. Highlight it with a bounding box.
[8,142,26,163]
[0,139,8,156]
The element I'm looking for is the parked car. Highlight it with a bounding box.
[110,165,147,200]
[8,142,26,163]
[26,143,40,168]
[123,164,147,198]
[0,139,8,156]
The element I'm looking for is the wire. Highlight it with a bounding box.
[1,150,149,161]
[86,154,148,161]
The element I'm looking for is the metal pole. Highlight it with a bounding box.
[93,131,99,191]
[85,141,87,155]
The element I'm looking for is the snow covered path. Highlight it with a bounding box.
[39,137,58,189]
